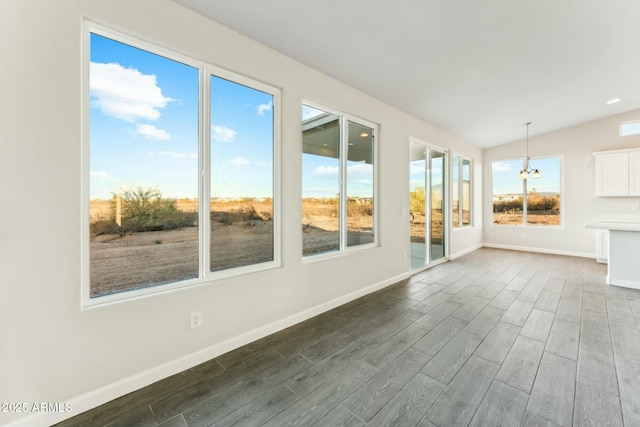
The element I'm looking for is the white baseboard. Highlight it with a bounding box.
[4,271,411,427]
[482,243,595,259]
[449,243,483,260]
[609,277,640,290]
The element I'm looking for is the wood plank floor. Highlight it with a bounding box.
[56,248,640,427]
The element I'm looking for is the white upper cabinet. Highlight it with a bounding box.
[594,149,640,197]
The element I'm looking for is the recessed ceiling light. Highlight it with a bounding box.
[606,98,621,105]
[360,133,369,137]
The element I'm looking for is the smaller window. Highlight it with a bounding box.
[452,156,459,228]
[620,120,640,136]
[462,158,471,226]
[301,103,377,257]
[452,155,472,228]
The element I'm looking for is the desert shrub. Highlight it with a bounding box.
[218,205,264,225]
[527,194,559,212]
[260,211,272,221]
[347,201,373,217]
[410,186,425,213]
[302,198,339,218]
[493,197,524,213]
[91,219,121,236]
[116,186,191,232]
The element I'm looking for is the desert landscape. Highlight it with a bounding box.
[410,211,445,243]
[492,211,561,226]
[90,189,556,298]
[492,192,560,226]
[90,197,274,297]
[90,196,373,297]
[302,198,374,256]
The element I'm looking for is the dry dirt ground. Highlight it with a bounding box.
[302,213,374,256]
[90,199,373,297]
[90,221,275,297]
[90,199,275,297]
[493,211,560,225]
[91,227,199,297]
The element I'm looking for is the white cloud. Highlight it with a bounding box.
[347,163,373,180]
[313,165,339,176]
[90,62,173,122]
[135,124,170,140]
[257,100,272,116]
[228,156,250,166]
[149,151,197,159]
[212,125,237,142]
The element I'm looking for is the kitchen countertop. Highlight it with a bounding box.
[585,221,640,232]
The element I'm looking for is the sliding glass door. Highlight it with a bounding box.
[409,140,446,270]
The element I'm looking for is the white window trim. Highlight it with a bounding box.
[82,22,282,308]
[301,100,379,260]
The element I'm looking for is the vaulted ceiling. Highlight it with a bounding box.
[174,0,640,147]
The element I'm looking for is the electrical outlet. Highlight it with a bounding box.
[190,311,202,329]
[632,203,639,211]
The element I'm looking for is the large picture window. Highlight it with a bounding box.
[84,25,279,304]
[492,157,561,226]
[301,105,377,257]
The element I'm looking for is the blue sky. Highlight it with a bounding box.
[409,156,560,197]
[90,33,273,200]
[409,159,443,193]
[90,33,558,202]
[492,157,561,195]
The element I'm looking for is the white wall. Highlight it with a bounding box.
[0,1,482,424]
[483,109,640,257]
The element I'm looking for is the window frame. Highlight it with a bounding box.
[490,155,563,228]
[82,22,282,307]
[301,100,379,260]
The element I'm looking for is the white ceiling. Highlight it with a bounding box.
[173,0,640,148]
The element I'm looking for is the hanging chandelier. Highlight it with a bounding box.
[519,122,541,180]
